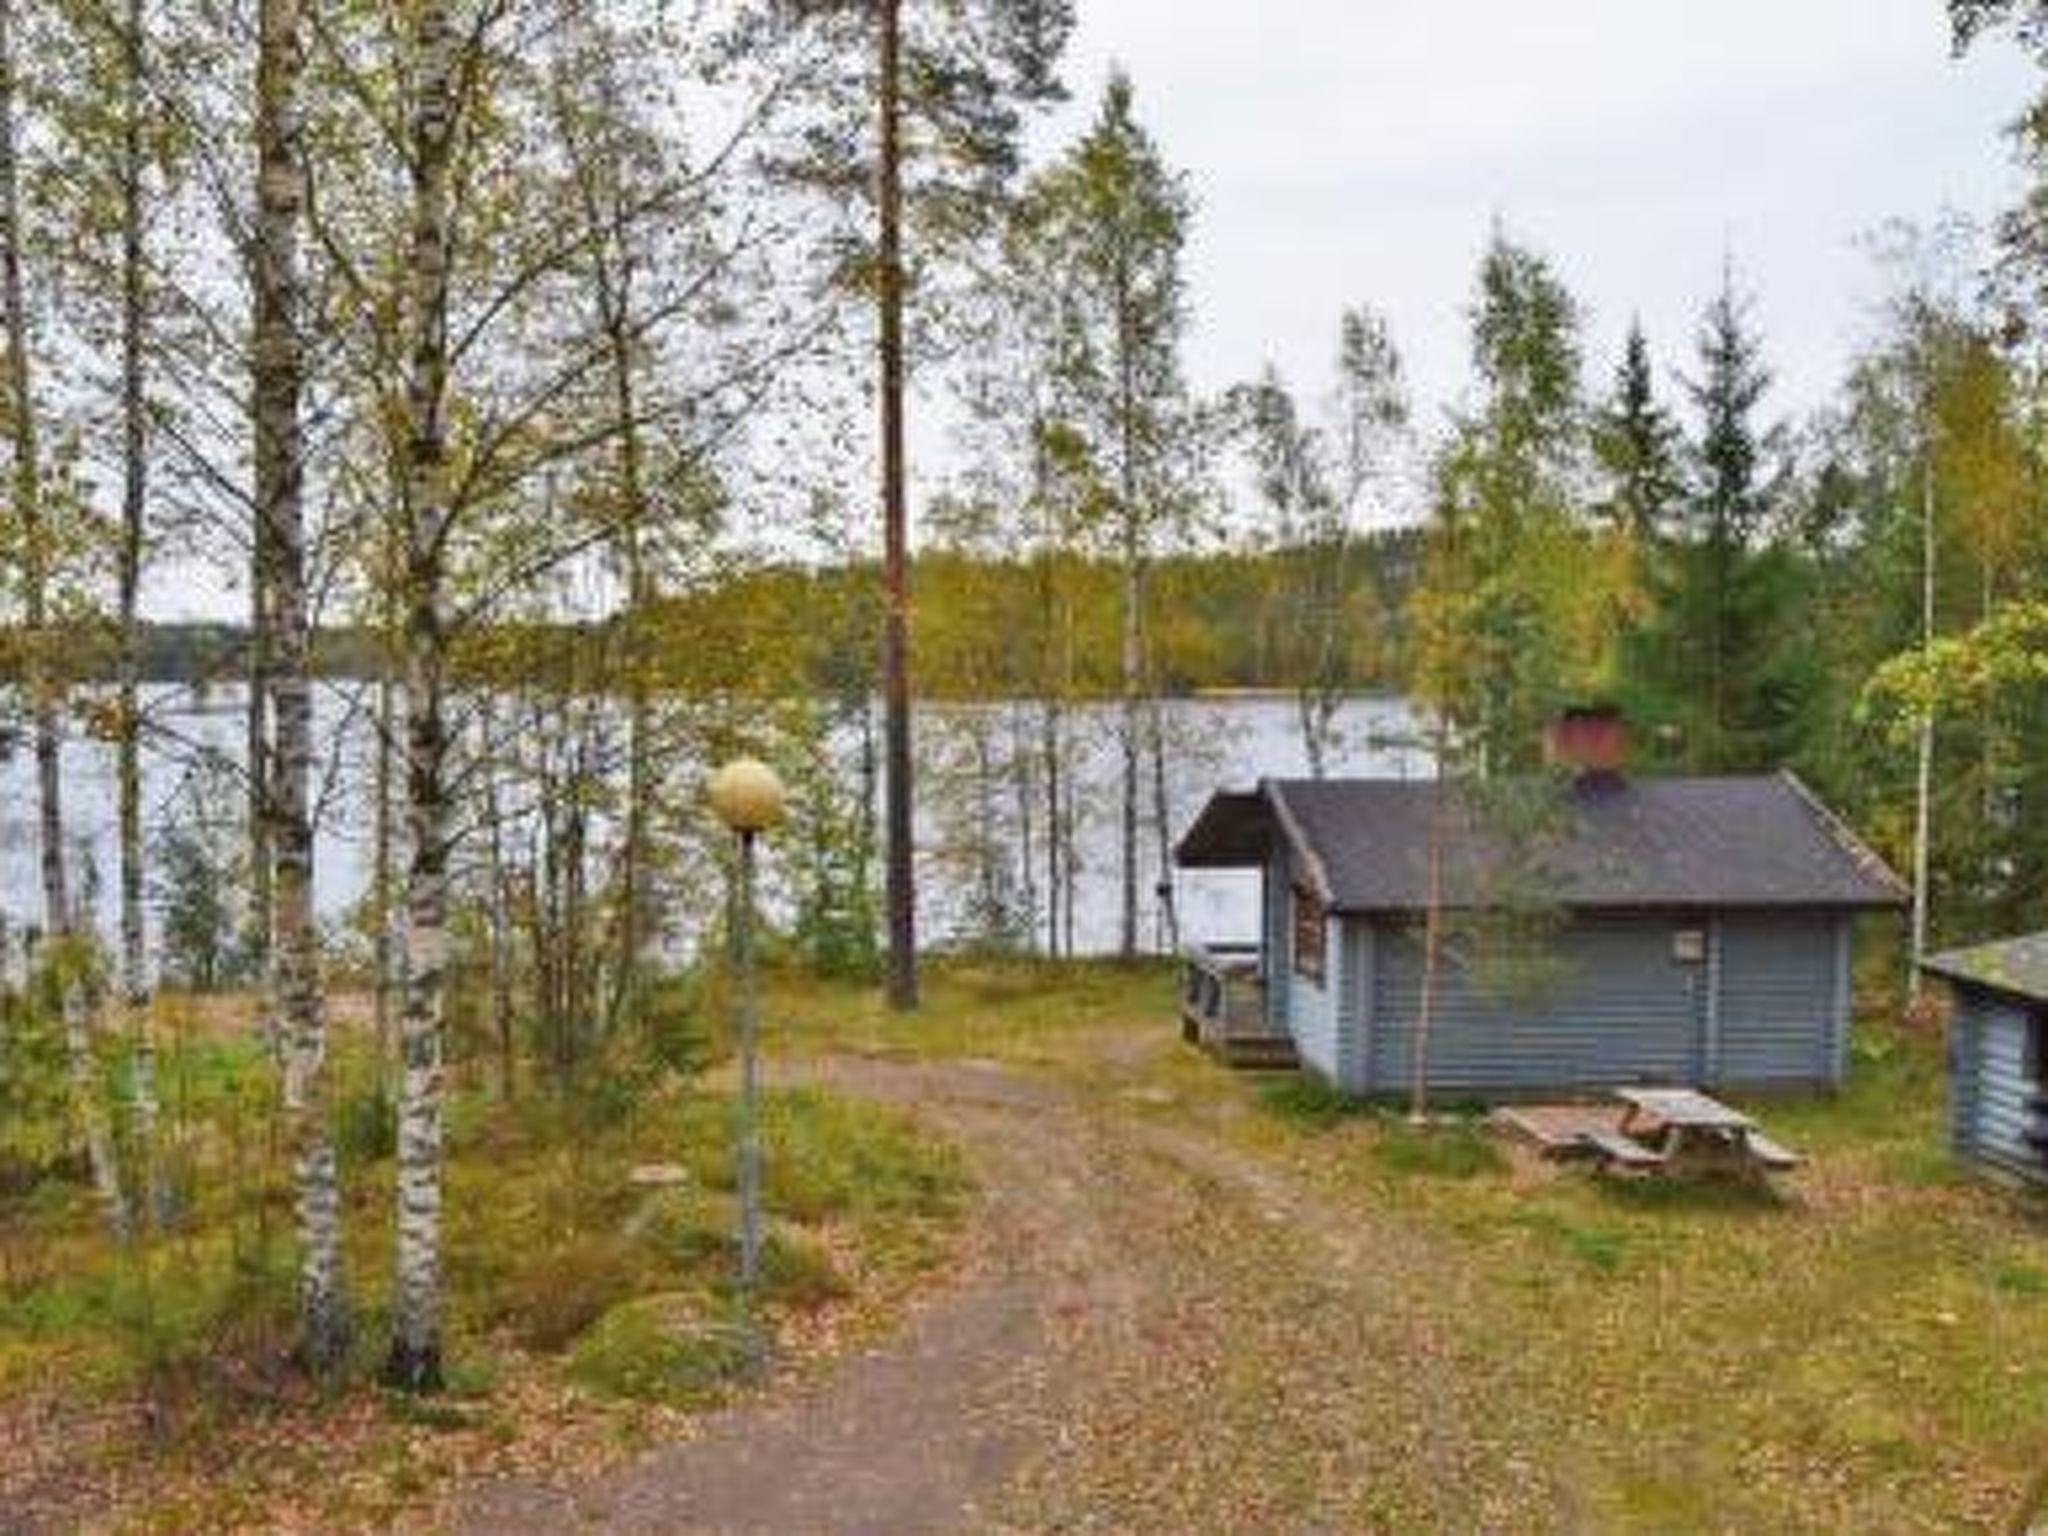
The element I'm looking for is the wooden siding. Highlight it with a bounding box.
[1362,915,1705,1093]
[1263,847,1290,1031]
[1952,992,2044,1181]
[1716,914,1841,1086]
[1339,923,1373,1092]
[1288,903,1342,1082]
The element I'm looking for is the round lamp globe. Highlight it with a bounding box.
[709,758,788,834]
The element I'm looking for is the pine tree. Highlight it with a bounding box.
[773,0,1073,1004]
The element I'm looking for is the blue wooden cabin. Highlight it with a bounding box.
[1922,933,2048,1185]
[1174,722,1906,1096]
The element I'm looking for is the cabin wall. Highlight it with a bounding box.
[1263,845,1291,1033]
[1341,910,1851,1096]
[1951,990,2045,1182]
[1360,914,1703,1094]
[1714,914,1847,1087]
[1288,907,1342,1082]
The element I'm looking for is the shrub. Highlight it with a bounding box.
[336,1085,397,1165]
[674,1088,970,1224]
[639,973,719,1078]
[670,1220,850,1310]
[494,1232,663,1353]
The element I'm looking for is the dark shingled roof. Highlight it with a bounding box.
[1176,771,1907,914]
[1922,932,2048,1007]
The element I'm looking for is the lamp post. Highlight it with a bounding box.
[709,758,786,1337]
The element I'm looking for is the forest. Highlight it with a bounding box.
[2,0,2048,1526]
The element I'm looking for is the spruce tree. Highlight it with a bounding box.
[1627,260,1804,771]
[1592,320,1683,541]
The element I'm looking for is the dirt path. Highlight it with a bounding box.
[459,1059,1135,1535]
[460,1052,1553,1535]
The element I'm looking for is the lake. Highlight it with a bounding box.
[0,686,1425,970]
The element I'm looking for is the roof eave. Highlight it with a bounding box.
[1264,780,1335,906]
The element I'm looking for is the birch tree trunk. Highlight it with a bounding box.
[247,535,274,1049]
[388,0,457,1392]
[256,0,348,1371]
[1909,448,1936,996]
[117,0,160,1219]
[477,700,514,1098]
[2,0,127,1238]
[1411,722,1450,1124]
[1118,535,1140,958]
[599,269,655,1027]
[372,657,401,1096]
[1115,263,1144,959]
[1147,691,1178,955]
[1041,698,1061,957]
[877,0,918,1011]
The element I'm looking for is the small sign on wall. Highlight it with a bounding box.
[1673,928,1707,964]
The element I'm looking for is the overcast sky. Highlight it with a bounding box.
[1018,0,2034,462]
[148,3,2039,619]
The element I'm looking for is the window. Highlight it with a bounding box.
[1292,885,1327,986]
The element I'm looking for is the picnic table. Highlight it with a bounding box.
[1579,1087,1801,1177]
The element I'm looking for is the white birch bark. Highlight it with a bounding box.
[117,0,161,1224]
[1909,447,1936,995]
[2,0,128,1238]
[388,0,458,1392]
[255,0,348,1370]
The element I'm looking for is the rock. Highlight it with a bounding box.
[628,1163,692,1189]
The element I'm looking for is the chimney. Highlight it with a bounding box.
[1544,705,1629,777]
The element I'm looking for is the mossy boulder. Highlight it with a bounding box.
[567,1293,755,1405]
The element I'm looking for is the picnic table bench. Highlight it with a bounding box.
[1578,1087,1802,1178]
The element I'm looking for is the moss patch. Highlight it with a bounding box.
[567,1293,756,1406]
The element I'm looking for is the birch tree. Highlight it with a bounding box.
[352,0,799,1389]
[385,0,458,1394]
[114,0,159,1220]
[1,0,129,1238]
[1019,70,1196,957]
[1229,308,1409,777]
[255,0,349,1372]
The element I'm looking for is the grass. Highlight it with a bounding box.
[1370,1116,1507,1178]
[1256,1072,1368,1130]
[13,960,2048,1531]
[1206,1023,2048,1529]
[0,1001,972,1529]
[759,955,1174,1069]
[884,962,2048,1529]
